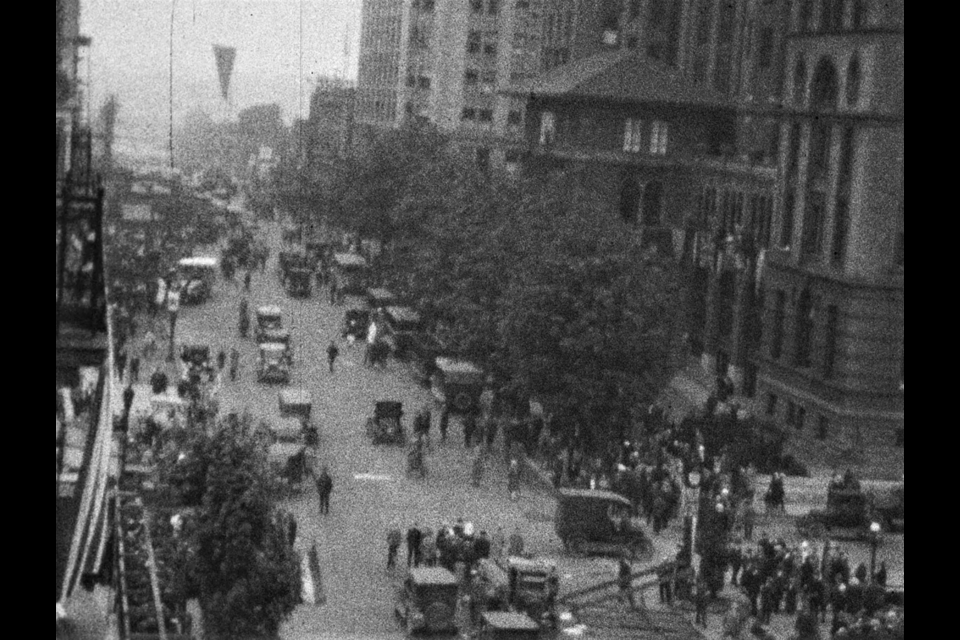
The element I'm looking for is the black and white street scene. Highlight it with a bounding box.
[57,2,903,640]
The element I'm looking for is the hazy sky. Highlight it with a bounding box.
[82,0,362,154]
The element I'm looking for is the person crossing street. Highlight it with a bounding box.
[316,467,333,515]
[387,525,403,569]
[327,341,340,373]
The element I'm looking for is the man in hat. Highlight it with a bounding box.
[387,524,403,569]
[407,524,423,568]
[315,467,333,515]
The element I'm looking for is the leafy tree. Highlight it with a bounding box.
[162,417,300,640]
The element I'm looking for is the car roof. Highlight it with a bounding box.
[558,488,633,507]
[386,306,421,322]
[481,611,540,630]
[435,357,483,375]
[333,252,368,267]
[258,305,282,316]
[178,256,218,267]
[279,389,312,405]
[366,287,395,298]
[261,343,287,352]
[507,556,556,572]
[409,567,458,586]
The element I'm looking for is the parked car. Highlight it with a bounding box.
[382,306,425,359]
[395,568,459,636]
[431,357,485,414]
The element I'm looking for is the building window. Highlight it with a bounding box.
[650,121,669,155]
[831,197,849,266]
[851,0,865,29]
[811,58,840,111]
[794,288,814,368]
[758,27,775,70]
[796,406,806,430]
[817,416,829,440]
[484,43,498,57]
[462,107,477,121]
[696,0,711,44]
[406,74,416,88]
[824,304,839,378]
[468,31,482,54]
[471,0,483,15]
[808,122,832,181]
[786,401,796,427]
[507,110,523,126]
[627,36,639,49]
[417,76,431,89]
[465,70,479,85]
[846,55,861,106]
[642,181,664,226]
[765,393,778,416]
[780,190,795,249]
[477,109,494,123]
[539,112,555,144]
[476,147,491,172]
[623,118,643,152]
[801,192,826,258]
[793,59,807,106]
[771,290,786,359]
[799,0,814,32]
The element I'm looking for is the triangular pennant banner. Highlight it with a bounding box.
[213,45,236,101]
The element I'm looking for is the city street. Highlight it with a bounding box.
[123,215,902,640]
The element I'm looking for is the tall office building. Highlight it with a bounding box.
[356,0,544,169]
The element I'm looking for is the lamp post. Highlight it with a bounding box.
[868,521,882,583]
[688,469,702,577]
[166,287,180,362]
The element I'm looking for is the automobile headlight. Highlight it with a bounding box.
[411,611,425,625]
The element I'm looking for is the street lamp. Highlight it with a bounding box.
[166,286,180,362]
[868,521,882,583]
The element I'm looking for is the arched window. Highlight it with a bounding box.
[793,59,808,106]
[810,58,839,110]
[846,55,861,106]
[642,181,664,226]
[820,0,833,31]
[794,288,814,367]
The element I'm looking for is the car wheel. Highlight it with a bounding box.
[453,392,473,412]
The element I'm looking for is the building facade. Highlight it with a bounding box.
[356,0,545,170]
[516,0,902,448]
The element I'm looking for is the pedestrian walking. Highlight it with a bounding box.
[327,341,340,373]
[471,452,485,488]
[122,384,136,417]
[485,418,498,451]
[407,525,423,568]
[619,557,637,609]
[464,412,477,449]
[387,525,403,569]
[508,527,525,557]
[217,350,226,371]
[315,467,333,515]
[129,356,141,384]
[244,271,252,292]
[743,500,756,541]
[508,459,521,501]
[229,348,240,382]
[117,350,128,381]
[438,406,450,442]
[695,579,709,627]
[287,513,298,548]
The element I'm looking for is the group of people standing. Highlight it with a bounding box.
[386,520,526,575]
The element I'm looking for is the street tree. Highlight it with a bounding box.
[166,417,301,640]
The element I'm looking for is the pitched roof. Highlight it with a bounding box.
[511,49,731,108]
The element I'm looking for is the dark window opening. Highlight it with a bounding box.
[794,288,814,368]
[793,60,807,106]
[780,190,795,248]
[642,181,664,226]
[818,416,829,440]
[810,58,840,110]
[475,147,491,172]
[846,55,861,106]
[758,27,775,70]
[801,191,825,258]
[765,393,778,416]
[743,362,758,398]
[808,121,832,181]
[619,179,641,224]
[799,0,814,32]
[831,197,849,266]
[895,428,904,448]
[824,304,839,378]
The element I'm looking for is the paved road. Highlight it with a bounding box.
[141,216,902,640]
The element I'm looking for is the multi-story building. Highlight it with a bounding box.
[515,0,903,450]
[757,0,904,448]
[306,78,357,166]
[356,0,544,170]
[57,0,116,619]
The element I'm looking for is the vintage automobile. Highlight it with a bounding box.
[285,267,314,297]
[555,489,654,560]
[365,287,398,311]
[331,252,370,299]
[179,344,211,368]
[395,567,460,636]
[257,343,291,385]
[431,357,485,415]
[279,389,319,445]
[797,476,904,540]
[474,612,540,640]
[383,306,425,359]
[281,223,301,245]
[268,417,317,490]
[343,308,371,341]
[365,401,407,446]
[177,256,218,304]
[503,557,560,628]
[255,306,283,344]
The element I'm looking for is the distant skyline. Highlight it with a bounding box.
[81,0,362,155]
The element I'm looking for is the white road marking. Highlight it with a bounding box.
[353,473,395,482]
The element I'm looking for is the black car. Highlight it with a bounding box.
[342,308,371,341]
